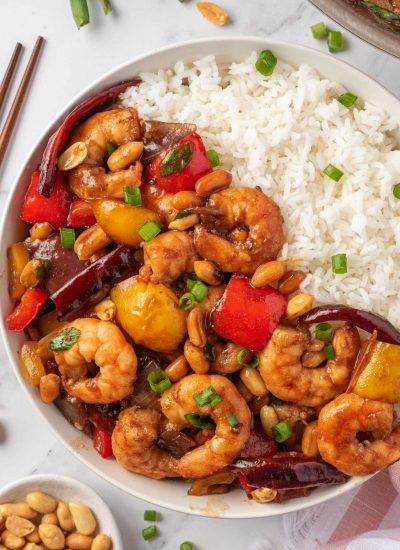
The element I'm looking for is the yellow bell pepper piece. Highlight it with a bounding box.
[19,341,46,387]
[7,242,29,302]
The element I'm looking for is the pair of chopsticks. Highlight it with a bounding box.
[0,36,45,168]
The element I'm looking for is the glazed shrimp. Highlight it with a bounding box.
[160,374,251,478]
[54,318,137,404]
[259,324,360,407]
[141,184,206,225]
[112,406,179,480]
[193,187,284,275]
[317,393,400,475]
[67,108,142,199]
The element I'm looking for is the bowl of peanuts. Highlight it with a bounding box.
[0,474,122,550]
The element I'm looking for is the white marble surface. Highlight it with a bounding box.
[0,1,399,549]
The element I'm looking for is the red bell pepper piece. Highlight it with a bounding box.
[144,133,212,193]
[67,199,96,227]
[20,171,73,229]
[92,427,113,459]
[6,288,49,331]
[212,275,287,352]
[88,406,118,434]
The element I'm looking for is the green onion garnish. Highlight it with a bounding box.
[190,281,208,302]
[324,343,335,360]
[272,421,292,443]
[226,414,240,428]
[147,369,172,394]
[159,142,194,177]
[59,227,75,249]
[123,186,141,206]
[338,93,358,108]
[393,183,400,199]
[311,22,328,39]
[315,322,333,340]
[48,327,81,352]
[70,0,90,29]
[255,49,277,77]
[328,30,343,52]
[174,209,191,220]
[106,140,117,155]
[323,164,344,182]
[206,149,220,167]
[180,543,193,550]
[138,220,162,241]
[144,510,157,521]
[178,292,195,310]
[236,348,260,369]
[184,413,216,430]
[332,253,347,274]
[194,386,221,408]
[98,0,112,15]
[142,525,157,541]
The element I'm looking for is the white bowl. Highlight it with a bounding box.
[0,474,122,548]
[1,36,399,519]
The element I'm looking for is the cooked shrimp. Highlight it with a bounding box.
[160,374,251,478]
[141,183,177,225]
[258,324,360,407]
[112,406,179,479]
[317,393,400,475]
[193,187,284,275]
[67,108,142,199]
[54,318,137,404]
[142,230,200,284]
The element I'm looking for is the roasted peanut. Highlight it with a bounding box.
[39,374,61,404]
[91,534,112,550]
[20,259,44,288]
[164,355,189,383]
[251,261,287,288]
[184,340,210,374]
[107,142,143,171]
[251,487,277,503]
[168,213,199,231]
[94,298,116,322]
[195,2,229,26]
[172,191,204,210]
[0,504,36,520]
[302,351,327,368]
[26,529,40,543]
[278,269,307,295]
[27,492,57,515]
[68,503,96,536]
[187,307,207,348]
[285,293,314,320]
[301,421,319,457]
[74,225,112,262]
[193,260,223,286]
[56,502,74,532]
[29,222,52,241]
[1,529,25,549]
[5,515,35,537]
[23,544,43,550]
[240,367,268,397]
[306,339,325,352]
[41,513,58,526]
[260,405,279,437]
[38,524,64,550]
[235,378,253,402]
[65,533,93,550]
[195,169,232,197]
[58,142,87,171]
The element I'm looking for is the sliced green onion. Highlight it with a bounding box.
[226,413,240,428]
[236,348,260,369]
[332,253,347,274]
[138,220,162,241]
[328,30,344,52]
[194,385,221,407]
[206,149,220,167]
[324,343,335,360]
[178,292,195,310]
[338,92,358,108]
[184,413,215,430]
[174,209,191,220]
[59,228,75,249]
[70,0,90,29]
[323,163,344,182]
[180,543,193,550]
[97,0,112,14]
[159,142,194,177]
[142,525,157,541]
[123,186,141,206]
[315,322,333,340]
[311,22,328,39]
[255,49,277,77]
[48,327,81,351]
[190,280,208,302]
[147,369,172,394]
[106,140,117,155]
[144,510,157,521]
[272,421,292,443]
[361,0,400,20]
[393,183,400,199]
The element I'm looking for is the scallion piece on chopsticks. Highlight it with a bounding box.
[60,227,75,249]
[106,140,117,155]
[311,22,328,39]
[206,149,220,167]
[315,322,333,340]
[323,343,335,360]
[332,253,347,274]
[255,50,277,77]
[194,385,221,407]
[236,348,260,368]
[98,0,112,15]
[142,525,157,541]
[123,186,142,206]
[138,220,162,241]
[272,421,292,443]
[147,369,172,394]
[178,292,195,310]
[70,0,90,29]
[323,163,344,182]
[328,31,343,52]
[184,413,216,430]
[338,92,358,108]
[144,510,157,522]
[227,414,240,428]
[393,183,400,199]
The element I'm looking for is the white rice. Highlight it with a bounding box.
[120,53,400,325]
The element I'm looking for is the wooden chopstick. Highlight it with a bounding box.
[0,42,23,113]
[0,36,45,168]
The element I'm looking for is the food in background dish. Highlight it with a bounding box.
[351,0,400,31]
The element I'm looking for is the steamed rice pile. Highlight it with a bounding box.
[120,53,400,325]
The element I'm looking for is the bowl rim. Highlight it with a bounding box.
[1,34,391,518]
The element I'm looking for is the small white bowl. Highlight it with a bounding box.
[0,474,122,549]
